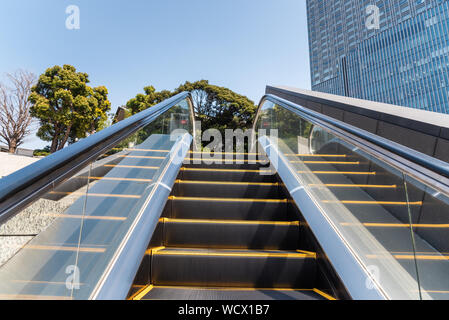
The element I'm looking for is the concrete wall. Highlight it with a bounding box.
[0,146,34,157]
[266,86,449,163]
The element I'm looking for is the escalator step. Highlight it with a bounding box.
[150,247,316,288]
[164,197,294,221]
[162,218,300,250]
[178,168,277,183]
[173,180,282,199]
[132,285,331,300]
[183,160,268,171]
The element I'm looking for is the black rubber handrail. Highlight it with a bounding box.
[260,94,449,180]
[0,92,192,223]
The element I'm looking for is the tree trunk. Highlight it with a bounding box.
[50,135,59,153]
[8,141,16,154]
[58,125,72,151]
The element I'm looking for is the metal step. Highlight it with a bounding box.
[150,247,316,288]
[178,167,277,183]
[161,218,300,250]
[131,285,331,300]
[129,157,334,300]
[173,180,283,199]
[163,197,294,221]
[183,159,269,170]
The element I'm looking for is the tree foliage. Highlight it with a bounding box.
[126,86,173,114]
[263,105,313,152]
[174,80,256,131]
[29,65,111,153]
[126,80,257,133]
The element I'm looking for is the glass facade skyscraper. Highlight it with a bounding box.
[307,0,449,114]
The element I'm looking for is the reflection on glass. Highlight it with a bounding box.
[0,99,192,299]
[256,100,427,299]
[403,175,449,300]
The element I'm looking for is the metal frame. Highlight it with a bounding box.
[0,92,195,225]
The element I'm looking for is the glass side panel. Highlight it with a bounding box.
[0,99,192,300]
[403,174,449,300]
[256,100,422,299]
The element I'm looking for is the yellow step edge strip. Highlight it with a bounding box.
[397,255,449,261]
[110,151,344,161]
[185,158,267,163]
[131,285,154,300]
[152,250,315,259]
[159,217,300,226]
[110,149,346,158]
[392,251,449,255]
[419,290,449,294]
[313,288,337,300]
[180,167,274,174]
[189,151,263,156]
[44,214,126,221]
[150,285,315,292]
[49,191,141,199]
[103,164,159,170]
[299,171,376,175]
[112,150,264,156]
[116,155,166,160]
[342,222,449,228]
[293,161,360,165]
[146,247,314,257]
[23,245,106,253]
[310,184,397,189]
[145,246,166,255]
[367,254,449,261]
[168,196,287,203]
[323,200,423,206]
[132,286,337,301]
[175,180,279,187]
[130,285,145,289]
[135,285,331,293]
[285,154,347,158]
[112,148,170,153]
[76,176,153,183]
[132,285,335,300]
[296,249,317,257]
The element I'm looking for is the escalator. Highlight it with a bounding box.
[0,93,197,300]
[255,95,449,300]
[128,153,335,300]
[0,91,449,300]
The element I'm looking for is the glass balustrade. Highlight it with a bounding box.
[0,98,193,300]
[255,99,449,300]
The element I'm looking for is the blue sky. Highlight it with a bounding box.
[0,0,310,149]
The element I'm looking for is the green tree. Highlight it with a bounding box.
[29,65,111,153]
[68,86,111,144]
[174,80,257,132]
[263,105,313,152]
[126,80,257,133]
[126,86,173,114]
